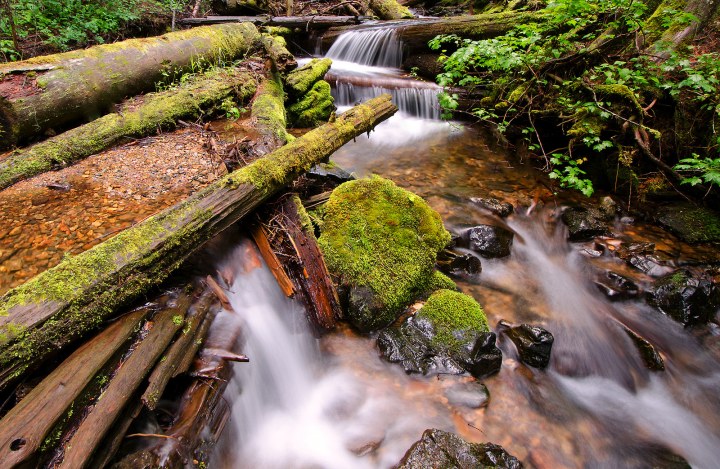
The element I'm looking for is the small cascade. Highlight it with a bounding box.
[326,29,403,68]
[333,82,441,120]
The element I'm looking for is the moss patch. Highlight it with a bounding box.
[287,80,335,128]
[318,176,451,331]
[416,289,489,352]
[285,58,332,98]
[656,203,720,243]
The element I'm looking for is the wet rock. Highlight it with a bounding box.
[599,196,620,219]
[594,271,639,301]
[469,197,514,217]
[621,325,665,371]
[647,270,720,326]
[460,225,513,258]
[560,206,609,241]
[397,429,522,469]
[306,162,354,186]
[656,203,720,243]
[377,290,501,379]
[498,321,554,368]
[614,242,674,277]
[444,381,490,409]
[436,249,482,279]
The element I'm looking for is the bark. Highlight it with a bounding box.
[369,0,414,20]
[285,58,333,99]
[54,297,189,469]
[180,15,366,28]
[261,34,298,74]
[263,194,342,333]
[142,288,217,410]
[0,307,149,468]
[0,23,261,149]
[325,70,441,91]
[321,11,540,51]
[0,69,257,190]
[250,222,297,297]
[0,94,397,393]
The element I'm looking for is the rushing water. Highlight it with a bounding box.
[215,27,720,468]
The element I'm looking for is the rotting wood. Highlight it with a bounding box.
[180,15,367,28]
[142,288,217,410]
[250,222,297,297]
[54,294,190,469]
[0,68,257,190]
[0,307,149,468]
[246,72,292,158]
[261,34,298,74]
[0,23,261,150]
[0,94,397,394]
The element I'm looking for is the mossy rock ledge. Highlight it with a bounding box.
[377,289,502,379]
[317,176,451,332]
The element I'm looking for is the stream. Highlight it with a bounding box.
[211,27,720,468]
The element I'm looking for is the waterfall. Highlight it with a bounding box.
[333,82,441,120]
[326,29,404,68]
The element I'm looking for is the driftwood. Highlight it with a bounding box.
[0,307,150,468]
[257,194,341,333]
[0,94,397,394]
[0,23,261,149]
[53,295,190,469]
[320,12,541,51]
[0,68,257,190]
[181,15,367,28]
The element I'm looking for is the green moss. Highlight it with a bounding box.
[252,73,292,144]
[415,289,489,352]
[426,271,458,293]
[369,0,414,19]
[318,176,451,331]
[291,195,314,234]
[285,58,332,98]
[656,203,720,243]
[288,80,335,128]
[507,83,530,103]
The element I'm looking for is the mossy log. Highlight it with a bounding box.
[181,15,367,28]
[0,68,257,191]
[0,23,261,149]
[320,11,540,51]
[285,58,333,99]
[261,34,297,74]
[247,72,292,158]
[369,0,414,19]
[0,307,150,468]
[0,94,397,393]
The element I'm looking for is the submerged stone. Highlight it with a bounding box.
[397,429,522,469]
[656,203,720,243]
[647,270,720,326]
[499,321,554,368]
[317,177,451,332]
[469,197,514,217]
[561,206,609,241]
[436,249,482,279]
[377,290,501,379]
[460,224,513,258]
[594,271,640,300]
[620,325,665,371]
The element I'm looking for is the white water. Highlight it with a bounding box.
[326,29,404,67]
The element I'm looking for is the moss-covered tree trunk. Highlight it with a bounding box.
[0,69,257,190]
[0,94,397,393]
[0,23,261,149]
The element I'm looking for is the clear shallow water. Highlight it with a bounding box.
[215,27,720,468]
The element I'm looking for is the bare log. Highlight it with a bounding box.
[0,94,398,393]
[250,222,297,297]
[0,307,149,468]
[0,68,257,190]
[180,15,367,28]
[54,296,189,469]
[0,23,261,149]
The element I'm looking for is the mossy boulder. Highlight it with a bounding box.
[317,177,451,332]
[646,269,720,326]
[287,80,336,128]
[377,290,502,379]
[655,203,720,244]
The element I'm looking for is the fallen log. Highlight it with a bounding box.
[180,15,367,28]
[320,12,541,51]
[0,68,257,190]
[261,34,298,74]
[250,222,297,297]
[0,23,261,149]
[245,72,292,158]
[0,306,150,468]
[325,71,441,91]
[53,296,189,469]
[0,94,397,393]
[369,0,414,20]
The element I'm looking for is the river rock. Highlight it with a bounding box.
[655,203,720,243]
[647,270,720,326]
[595,271,640,300]
[620,325,665,371]
[469,197,514,217]
[613,242,674,277]
[561,206,609,241]
[377,290,502,379]
[397,429,522,469]
[307,162,354,186]
[459,225,513,258]
[436,249,482,279]
[444,381,490,409]
[499,321,554,368]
